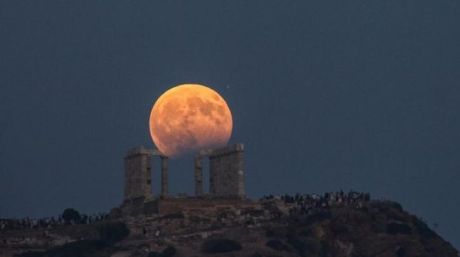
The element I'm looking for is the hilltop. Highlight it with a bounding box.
[1,193,458,257]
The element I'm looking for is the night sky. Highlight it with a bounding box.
[1,1,459,248]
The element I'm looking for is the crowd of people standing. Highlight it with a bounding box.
[0,213,109,231]
[262,191,371,216]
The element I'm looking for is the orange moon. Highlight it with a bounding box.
[149,84,233,157]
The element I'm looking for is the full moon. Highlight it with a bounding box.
[149,84,233,157]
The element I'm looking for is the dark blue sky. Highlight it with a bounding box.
[1,0,459,248]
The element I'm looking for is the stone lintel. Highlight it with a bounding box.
[125,146,166,158]
[208,143,244,158]
[197,148,214,157]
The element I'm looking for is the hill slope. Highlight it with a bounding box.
[6,197,459,257]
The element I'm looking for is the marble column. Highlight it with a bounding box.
[160,156,169,198]
[194,155,203,196]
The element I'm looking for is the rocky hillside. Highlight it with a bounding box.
[266,200,458,257]
[4,197,459,257]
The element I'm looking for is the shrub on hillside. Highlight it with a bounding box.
[62,208,81,224]
[391,202,403,211]
[304,238,322,255]
[330,222,349,235]
[287,234,308,257]
[386,222,412,235]
[148,252,160,257]
[266,239,291,252]
[161,246,177,257]
[265,227,285,238]
[201,239,242,253]
[98,222,129,244]
[16,251,45,257]
[412,216,435,238]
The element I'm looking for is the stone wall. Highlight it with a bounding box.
[156,197,255,214]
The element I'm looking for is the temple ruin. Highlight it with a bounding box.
[118,143,247,216]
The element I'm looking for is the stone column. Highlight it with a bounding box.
[160,156,168,198]
[194,155,203,196]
